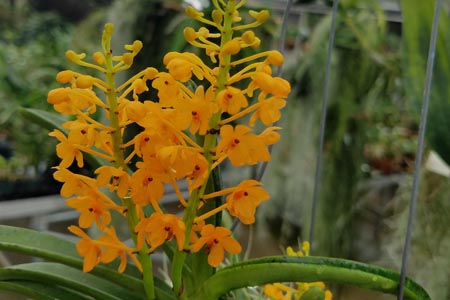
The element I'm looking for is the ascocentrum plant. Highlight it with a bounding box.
[0,1,430,300]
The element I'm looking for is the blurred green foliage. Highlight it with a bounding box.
[401,0,450,164]
[291,0,405,259]
[0,2,73,177]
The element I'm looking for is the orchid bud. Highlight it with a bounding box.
[249,10,270,23]
[267,51,284,66]
[56,70,74,83]
[65,50,85,63]
[93,52,106,65]
[184,27,197,42]
[241,31,256,44]
[212,9,223,25]
[122,53,134,66]
[222,39,241,55]
[125,40,143,53]
[143,67,158,80]
[132,79,148,95]
[75,75,95,89]
[186,6,203,19]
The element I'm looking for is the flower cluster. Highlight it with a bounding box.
[48,0,289,274]
[263,243,333,300]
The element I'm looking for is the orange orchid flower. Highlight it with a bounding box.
[47,87,98,115]
[156,145,208,184]
[263,283,292,300]
[53,168,97,197]
[135,212,186,253]
[191,224,242,267]
[95,166,131,198]
[152,72,182,103]
[249,96,286,126]
[216,86,248,115]
[63,119,98,147]
[68,226,140,273]
[130,158,168,206]
[186,86,216,135]
[98,227,142,273]
[226,179,269,224]
[66,190,122,229]
[68,225,102,272]
[49,129,84,168]
[216,124,270,166]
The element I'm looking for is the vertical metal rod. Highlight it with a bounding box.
[308,0,340,254]
[275,0,293,78]
[255,0,293,182]
[397,0,442,299]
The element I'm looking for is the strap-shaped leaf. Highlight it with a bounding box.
[18,107,68,134]
[0,280,95,300]
[0,262,141,300]
[0,225,175,299]
[194,256,430,300]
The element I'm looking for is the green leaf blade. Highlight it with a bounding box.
[0,262,143,300]
[18,107,68,134]
[0,225,175,299]
[0,280,95,300]
[194,256,430,300]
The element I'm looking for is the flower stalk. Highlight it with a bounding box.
[103,24,156,300]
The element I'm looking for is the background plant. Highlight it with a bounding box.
[0,3,71,179]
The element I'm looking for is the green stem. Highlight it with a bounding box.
[171,1,237,298]
[104,45,155,300]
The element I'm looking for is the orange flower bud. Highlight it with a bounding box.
[75,75,95,89]
[93,52,105,65]
[184,27,197,42]
[104,23,114,35]
[65,50,85,63]
[143,67,158,80]
[222,39,241,55]
[212,9,223,25]
[132,79,148,95]
[125,40,143,53]
[186,5,203,19]
[56,70,74,84]
[252,38,261,48]
[47,87,69,104]
[198,27,210,38]
[267,51,284,66]
[166,58,192,82]
[122,53,134,66]
[241,31,256,44]
[249,10,270,23]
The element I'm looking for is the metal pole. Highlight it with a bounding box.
[308,0,340,254]
[397,0,442,299]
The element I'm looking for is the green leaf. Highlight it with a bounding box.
[0,280,95,300]
[18,107,68,134]
[0,225,176,299]
[0,225,137,283]
[193,256,430,300]
[0,262,142,300]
